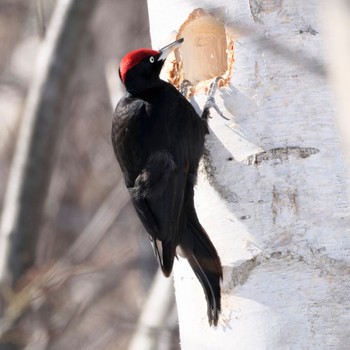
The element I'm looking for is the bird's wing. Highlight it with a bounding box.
[112,94,189,276]
[112,96,145,187]
[131,146,188,276]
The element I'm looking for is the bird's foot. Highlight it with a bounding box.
[179,79,193,98]
[202,77,229,121]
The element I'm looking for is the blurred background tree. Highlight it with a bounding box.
[0,1,178,349]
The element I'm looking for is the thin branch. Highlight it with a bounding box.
[65,182,130,264]
[35,0,46,38]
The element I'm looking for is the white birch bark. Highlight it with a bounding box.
[147,0,350,349]
[323,0,350,165]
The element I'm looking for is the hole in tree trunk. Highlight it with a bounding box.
[165,8,234,95]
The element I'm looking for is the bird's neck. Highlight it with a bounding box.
[127,80,167,100]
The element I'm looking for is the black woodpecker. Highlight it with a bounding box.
[111,38,223,326]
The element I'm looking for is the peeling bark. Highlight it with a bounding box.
[244,146,320,166]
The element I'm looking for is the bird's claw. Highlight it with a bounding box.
[180,76,229,121]
[202,77,229,120]
[179,79,193,98]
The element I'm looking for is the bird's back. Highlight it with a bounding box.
[112,82,207,185]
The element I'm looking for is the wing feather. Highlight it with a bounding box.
[112,86,206,276]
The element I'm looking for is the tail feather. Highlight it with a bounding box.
[160,240,176,277]
[188,253,222,326]
[151,237,176,277]
[182,220,223,326]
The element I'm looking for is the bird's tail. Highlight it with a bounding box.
[180,215,223,326]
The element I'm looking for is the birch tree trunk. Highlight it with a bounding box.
[147,0,350,348]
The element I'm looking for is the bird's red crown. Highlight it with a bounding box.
[119,48,159,83]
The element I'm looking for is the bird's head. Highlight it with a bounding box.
[119,38,183,94]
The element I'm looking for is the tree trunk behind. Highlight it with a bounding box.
[0,0,97,289]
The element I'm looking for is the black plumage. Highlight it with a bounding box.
[111,40,223,326]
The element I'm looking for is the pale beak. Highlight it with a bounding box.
[158,38,184,61]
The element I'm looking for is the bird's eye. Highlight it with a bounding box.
[149,56,155,63]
